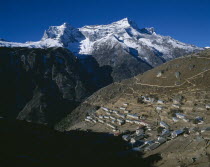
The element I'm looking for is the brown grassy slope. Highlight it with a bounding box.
[55,49,210,131]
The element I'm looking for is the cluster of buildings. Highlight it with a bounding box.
[128,95,210,152]
[129,123,210,153]
[85,103,150,132]
[84,94,210,153]
[171,112,204,124]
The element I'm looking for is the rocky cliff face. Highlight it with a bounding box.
[0,47,97,125]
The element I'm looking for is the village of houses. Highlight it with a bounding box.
[84,94,210,153]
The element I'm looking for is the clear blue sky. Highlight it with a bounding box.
[0,0,209,47]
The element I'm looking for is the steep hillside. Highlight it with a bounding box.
[56,49,210,167]
[57,49,210,128]
[0,47,106,125]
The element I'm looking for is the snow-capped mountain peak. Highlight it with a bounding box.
[42,22,84,47]
[110,18,139,29]
[0,18,203,67]
[42,22,74,40]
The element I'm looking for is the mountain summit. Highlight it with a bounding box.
[0,18,203,81]
[42,22,84,47]
[106,18,139,29]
